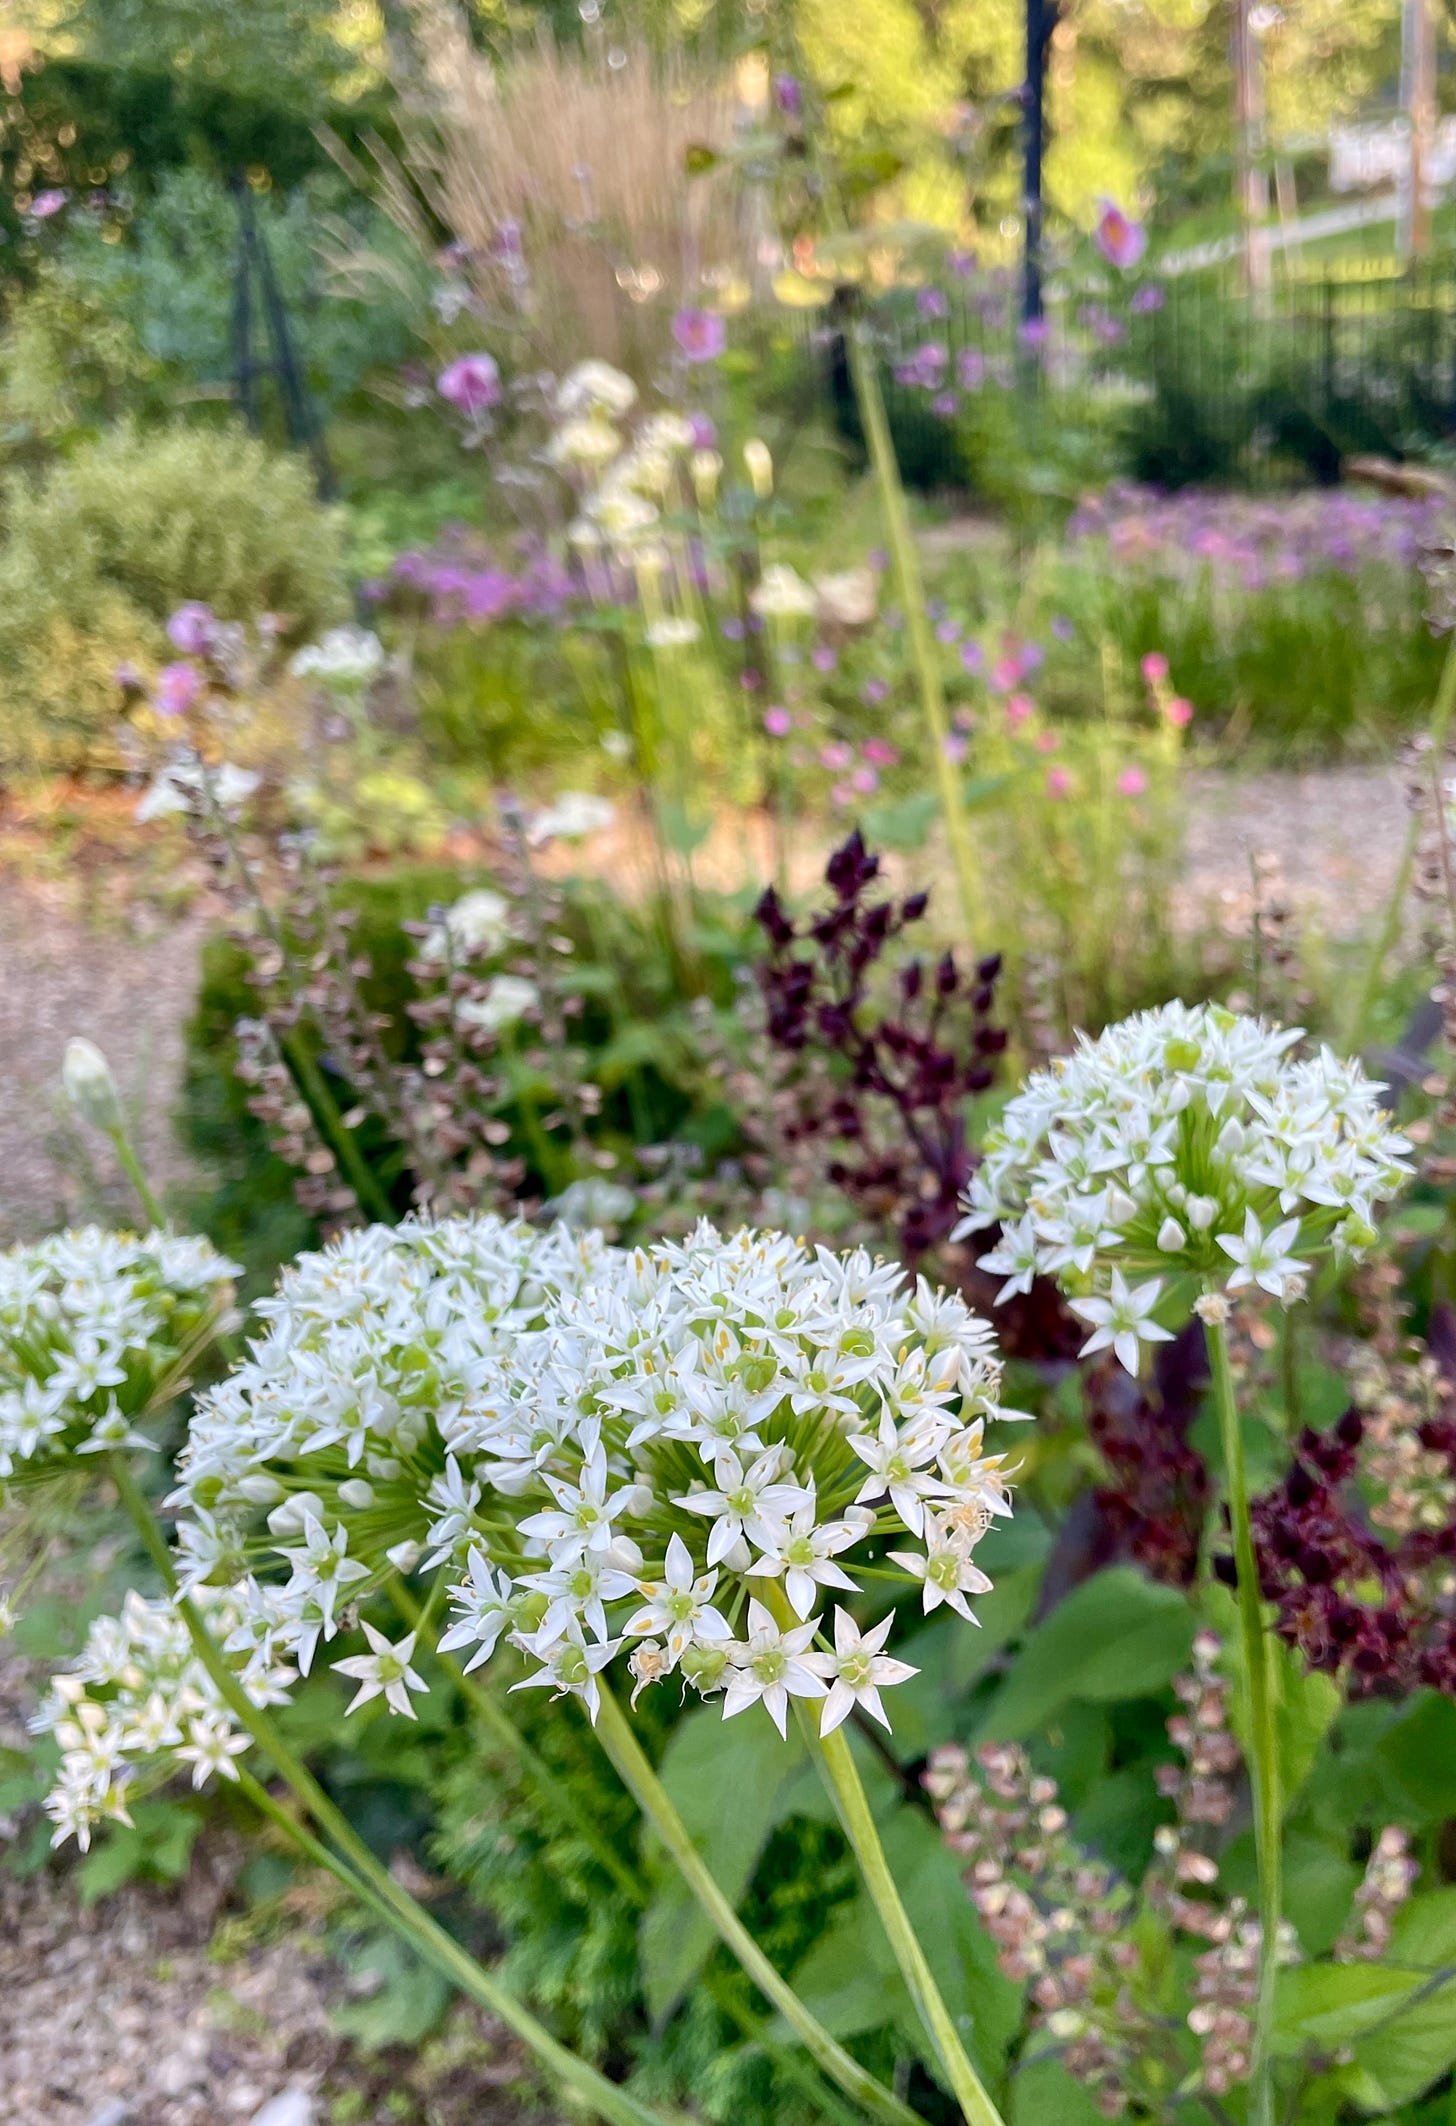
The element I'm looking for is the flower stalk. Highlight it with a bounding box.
[1204,1315,1281,2126]
[845,319,987,955]
[592,1682,925,2126]
[104,1453,667,2126]
[792,1681,1008,2126]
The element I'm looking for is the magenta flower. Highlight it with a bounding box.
[29,188,68,220]
[820,741,853,772]
[959,641,985,675]
[154,662,204,718]
[1093,198,1147,272]
[1046,766,1071,797]
[917,288,949,320]
[438,353,501,413]
[1018,315,1051,350]
[672,308,727,363]
[1131,283,1165,314]
[811,643,838,673]
[1166,696,1194,728]
[990,655,1022,692]
[1005,692,1034,729]
[773,73,803,120]
[862,738,899,767]
[1034,730,1059,754]
[1117,764,1148,797]
[167,602,219,657]
[956,349,986,391]
[1140,651,1169,685]
[763,705,792,737]
[850,764,879,796]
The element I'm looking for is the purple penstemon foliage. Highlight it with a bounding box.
[754,831,1007,1257]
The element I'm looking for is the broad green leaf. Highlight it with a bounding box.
[638,1708,808,2026]
[1273,1962,1421,2053]
[76,1797,201,1905]
[1011,2058,1108,2126]
[961,772,1017,810]
[1282,1832,1361,1958]
[979,1568,1195,1740]
[1375,1693,1456,1821]
[332,1934,452,2051]
[656,799,711,856]
[788,1897,910,2043]
[861,792,938,853]
[1347,1968,1456,2111]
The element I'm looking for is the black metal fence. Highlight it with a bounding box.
[778,257,1456,491]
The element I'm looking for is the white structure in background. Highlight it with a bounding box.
[1330,118,1456,198]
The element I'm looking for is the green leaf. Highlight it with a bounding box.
[657,799,711,857]
[861,792,938,853]
[1203,1583,1340,1808]
[979,1569,1195,1740]
[1348,1965,1456,2110]
[961,772,1017,811]
[1282,1832,1361,1958]
[878,1807,1022,2087]
[331,1933,452,2051]
[1011,2058,1108,2126]
[1374,1693,1456,1821]
[638,1708,808,2027]
[76,1798,201,1905]
[1273,1962,1421,2052]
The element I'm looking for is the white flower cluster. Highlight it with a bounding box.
[169,1216,611,1678]
[289,626,386,690]
[0,1228,239,1487]
[165,1217,1021,1745]
[552,370,699,566]
[959,1002,1412,1372]
[35,1585,292,1851]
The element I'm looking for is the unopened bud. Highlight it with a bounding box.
[62,1038,124,1134]
[691,449,722,505]
[1157,1215,1186,1252]
[743,437,773,498]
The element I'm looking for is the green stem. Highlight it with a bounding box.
[845,320,987,955]
[390,1578,643,1908]
[807,1721,1007,2126]
[106,1456,666,2126]
[1205,1315,1280,2126]
[592,1684,924,2126]
[282,1034,396,1226]
[109,1126,167,1229]
[1344,626,1456,1049]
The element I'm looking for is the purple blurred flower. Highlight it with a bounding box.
[948,248,978,278]
[935,618,962,645]
[1117,764,1148,797]
[917,287,949,320]
[931,390,959,417]
[850,764,879,795]
[29,189,68,220]
[811,643,838,672]
[155,662,203,717]
[1050,613,1075,641]
[820,741,853,771]
[774,73,803,119]
[438,353,501,412]
[1018,314,1051,350]
[167,602,218,657]
[862,738,898,767]
[1093,198,1147,272]
[673,308,727,363]
[1131,282,1166,314]
[944,733,969,764]
[959,641,985,675]
[862,677,890,705]
[721,616,746,642]
[763,705,792,737]
[689,411,717,449]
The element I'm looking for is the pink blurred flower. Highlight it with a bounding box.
[1166,696,1194,728]
[990,656,1022,692]
[1034,729,1059,753]
[850,765,879,796]
[1046,767,1071,797]
[831,779,855,806]
[167,602,219,656]
[862,738,899,767]
[1093,198,1147,271]
[820,741,853,771]
[763,705,791,737]
[438,353,501,412]
[952,706,975,732]
[1140,651,1169,685]
[1005,692,1034,729]
[944,733,969,764]
[673,308,727,363]
[155,662,203,717]
[1117,765,1148,797]
[29,188,68,220]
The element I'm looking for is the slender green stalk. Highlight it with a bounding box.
[592,1683,924,2126]
[281,1033,396,1226]
[845,321,987,955]
[1205,1315,1280,2126]
[389,1578,644,1908]
[109,1126,167,1229]
[1344,627,1456,1048]
[106,1456,666,2126]
[806,1720,1007,2126]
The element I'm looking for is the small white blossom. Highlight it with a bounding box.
[334,1624,427,1720]
[807,1609,918,1735]
[722,1599,827,1738]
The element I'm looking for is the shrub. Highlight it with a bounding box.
[0,421,348,774]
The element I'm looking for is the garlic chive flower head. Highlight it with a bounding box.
[0,1228,239,1487]
[35,1585,294,1851]
[425,1223,1024,1741]
[958,1002,1412,1373]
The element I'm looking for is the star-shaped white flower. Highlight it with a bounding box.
[806,1609,918,1736]
[1068,1269,1173,1375]
[890,1525,994,1622]
[438,1549,516,1673]
[623,1533,732,1659]
[334,1623,427,1720]
[674,1448,811,1567]
[744,1490,864,1619]
[722,1599,827,1737]
[847,1412,946,1536]
[1215,1209,1309,1301]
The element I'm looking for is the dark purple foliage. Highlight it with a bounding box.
[752,830,1006,1257]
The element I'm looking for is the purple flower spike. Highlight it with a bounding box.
[167,602,218,657]
[154,662,204,718]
